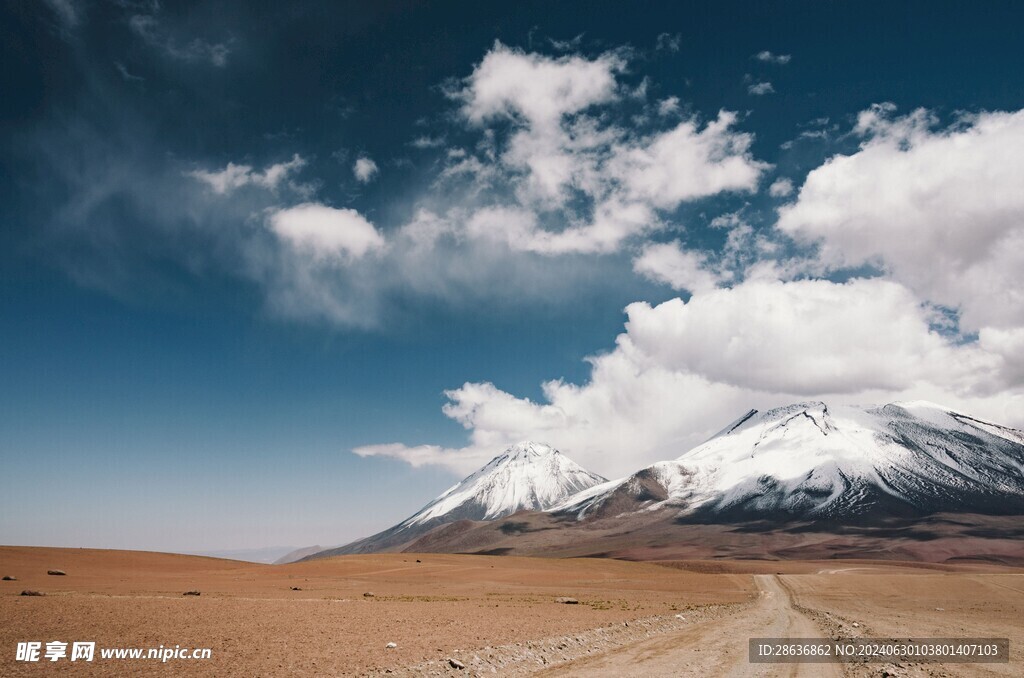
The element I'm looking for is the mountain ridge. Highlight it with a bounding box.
[557,400,1024,523]
[308,401,1024,562]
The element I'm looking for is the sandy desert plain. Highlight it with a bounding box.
[1,546,1022,677]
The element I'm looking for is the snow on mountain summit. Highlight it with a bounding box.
[403,442,607,527]
[557,401,1024,522]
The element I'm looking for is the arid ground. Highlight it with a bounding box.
[1,546,1021,677]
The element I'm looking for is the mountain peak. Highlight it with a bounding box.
[499,441,558,461]
[706,401,835,444]
[400,442,605,529]
[317,442,606,557]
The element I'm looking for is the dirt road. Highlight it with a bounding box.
[541,575,842,677]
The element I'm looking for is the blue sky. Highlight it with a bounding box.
[2,0,1024,552]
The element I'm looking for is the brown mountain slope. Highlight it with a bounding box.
[400,510,1024,565]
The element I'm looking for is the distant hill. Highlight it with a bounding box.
[273,545,324,564]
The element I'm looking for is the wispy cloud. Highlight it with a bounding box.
[410,135,446,149]
[549,33,585,52]
[114,62,144,82]
[656,32,681,52]
[657,96,680,116]
[768,177,793,197]
[129,12,232,67]
[42,0,81,30]
[188,155,307,194]
[754,50,791,64]
[353,156,379,183]
[8,39,789,340]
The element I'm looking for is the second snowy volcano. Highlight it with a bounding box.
[405,442,608,526]
[311,442,606,556]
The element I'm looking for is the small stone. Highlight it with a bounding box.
[448,658,466,670]
[675,614,686,620]
[555,597,579,604]
[386,642,397,649]
[363,592,375,597]
[1,575,16,581]
[183,590,201,596]
[46,569,66,576]
[21,590,44,596]
[852,622,859,628]
[290,586,302,591]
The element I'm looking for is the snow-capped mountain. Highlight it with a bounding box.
[308,402,1024,561]
[310,442,606,557]
[557,401,1024,522]
[402,441,608,526]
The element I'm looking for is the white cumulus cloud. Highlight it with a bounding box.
[357,277,1019,477]
[633,242,722,294]
[623,278,974,395]
[268,203,385,260]
[608,111,768,210]
[458,41,623,130]
[778,106,1024,332]
[438,43,769,254]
